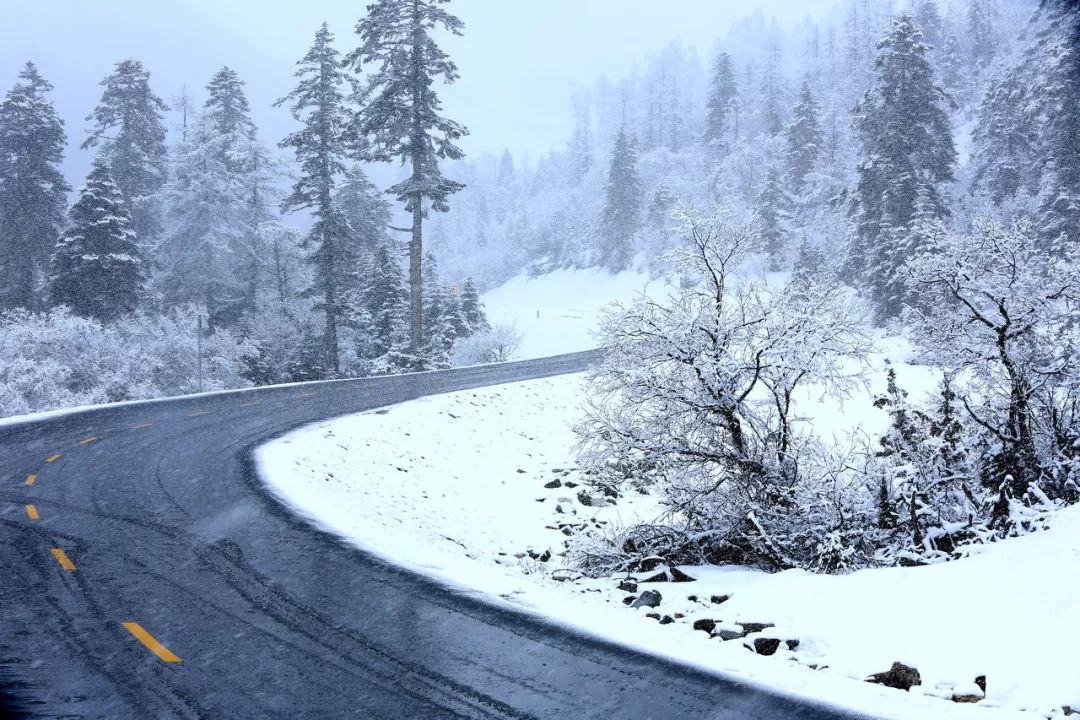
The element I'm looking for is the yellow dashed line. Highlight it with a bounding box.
[25,504,39,520]
[50,548,76,571]
[122,623,182,663]
[79,436,98,445]
[46,454,61,464]
[25,474,37,486]
[186,411,209,417]
[132,422,153,430]
[239,400,260,407]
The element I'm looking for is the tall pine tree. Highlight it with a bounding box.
[345,0,468,352]
[703,51,737,154]
[785,79,824,197]
[158,69,262,326]
[0,62,69,312]
[459,276,488,335]
[277,23,354,375]
[82,59,169,250]
[599,127,642,272]
[361,244,412,370]
[850,14,955,319]
[755,166,792,271]
[49,155,143,321]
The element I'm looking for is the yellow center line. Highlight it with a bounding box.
[46,454,61,463]
[186,411,209,417]
[122,622,182,663]
[25,474,37,486]
[50,548,76,571]
[132,422,153,430]
[239,400,260,407]
[25,504,39,520]
[79,436,98,445]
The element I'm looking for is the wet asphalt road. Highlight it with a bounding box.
[0,350,873,720]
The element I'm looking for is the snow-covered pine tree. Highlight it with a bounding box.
[157,110,245,325]
[336,165,391,257]
[345,0,469,351]
[458,276,488,336]
[755,166,791,271]
[203,67,256,162]
[158,67,273,328]
[82,59,169,250]
[760,41,785,137]
[914,0,944,54]
[971,70,1037,206]
[49,155,143,321]
[361,244,414,372]
[277,22,355,376]
[967,0,998,77]
[0,62,70,311]
[785,79,824,198]
[970,0,1078,247]
[420,252,454,366]
[850,14,955,320]
[703,51,737,155]
[569,94,592,184]
[1028,0,1080,248]
[598,126,642,271]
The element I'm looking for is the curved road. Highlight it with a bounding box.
[1,351,869,719]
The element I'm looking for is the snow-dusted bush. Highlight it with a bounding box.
[0,306,255,417]
[893,217,1080,534]
[452,323,522,366]
[575,206,874,572]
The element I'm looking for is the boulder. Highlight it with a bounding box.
[951,693,983,704]
[738,622,775,634]
[630,589,663,609]
[617,579,638,593]
[752,638,782,656]
[669,566,696,583]
[715,626,746,641]
[866,662,921,691]
[544,479,562,489]
[692,619,716,634]
[577,490,597,506]
[645,612,661,620]
[622,596,636,606]
[785,639,800,651]
[710,594,731,605]
[658,615,674,625]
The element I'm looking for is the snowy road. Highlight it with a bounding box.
[0,351,867,719]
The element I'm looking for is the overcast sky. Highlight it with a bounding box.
[2,0,837,187]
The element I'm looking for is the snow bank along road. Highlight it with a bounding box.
[0,351,867,720]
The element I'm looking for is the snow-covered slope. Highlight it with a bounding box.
[258,372,1079,720]
[480,267,670,358]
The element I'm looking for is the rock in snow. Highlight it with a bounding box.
[867,662,922,691]
[630,590,662,609]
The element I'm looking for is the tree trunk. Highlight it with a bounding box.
[410,192,423,350]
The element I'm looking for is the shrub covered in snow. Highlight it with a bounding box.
[452,322,523,366]
[0,306,255,416]
[576,211,1080,576]
[575,206,875,572]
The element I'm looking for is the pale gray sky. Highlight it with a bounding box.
[2,0,837,186]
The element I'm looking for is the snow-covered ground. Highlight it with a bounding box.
[258,370,1080,720]
[480,267,670,358]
